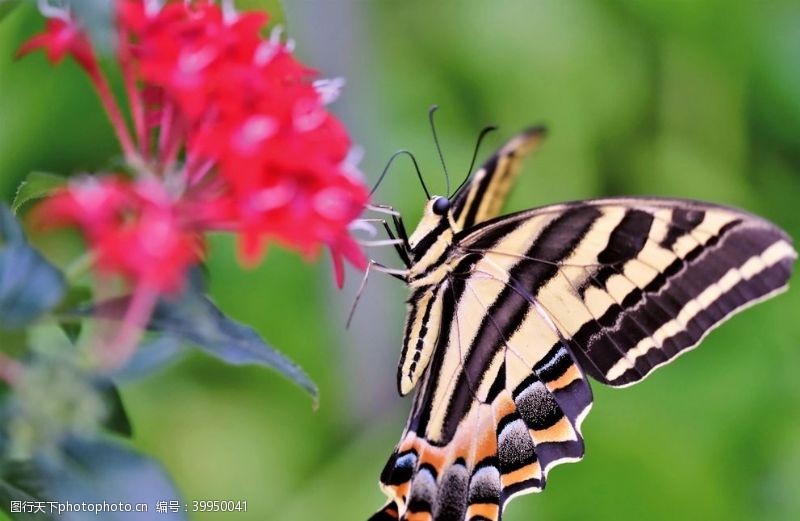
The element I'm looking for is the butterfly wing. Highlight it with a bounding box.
[374,255,593,520]
[372,198,796,520]
[457,197,797,386]
[450,126,546,231]
[396,127,547,396]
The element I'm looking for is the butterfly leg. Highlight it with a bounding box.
[358,218,412,267]
[366,204,412,253]
[347,260,409,328]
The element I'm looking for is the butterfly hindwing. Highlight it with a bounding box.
[378,268,593,520]
[368,502,400,521]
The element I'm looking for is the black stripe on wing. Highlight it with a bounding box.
[368,502,399,521]
[587,208,653,291]
[576,214,796,386]
[460,199,796,388]
[436,206,600,441]
[659,207,704,250]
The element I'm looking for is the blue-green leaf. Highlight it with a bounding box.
[0,206,66,329]
[0,433,182,520]
[150,282,319,404]
[111,336,187,383]
[44,438,187,521]
[90,273,318,402]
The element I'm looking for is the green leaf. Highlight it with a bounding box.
[95,380,133,438]
[0,459,54,521]
[12,172,68,215]
[0,0,21,23]
[44,439,187,521]
[0,206,66,329]
[54,286,92,344]
[149,283,319,405]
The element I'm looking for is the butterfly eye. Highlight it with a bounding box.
[432,196,451,216]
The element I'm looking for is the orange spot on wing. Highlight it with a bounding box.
[470,404,499,464]
[417,443,446,475]
[531,416,576,444]
[475,433,498,463]
[500,461,542,488]
[467,503,500,521]
[549,364,581,391]
[398,434,418,453]
[395,482,411,502]
[494,391,517,419]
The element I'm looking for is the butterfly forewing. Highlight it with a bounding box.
[458,198,797,386]
[371,128,797,521]
[450,126,546,231]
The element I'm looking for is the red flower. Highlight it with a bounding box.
[22,0,370,291]
[36,178,204,293]
[232,161,368,268]
[17,18,98,76]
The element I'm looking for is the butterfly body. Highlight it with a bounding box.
[369,127,797,521]
[406,200,458,287]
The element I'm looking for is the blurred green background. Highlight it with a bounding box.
[2,1,800,520]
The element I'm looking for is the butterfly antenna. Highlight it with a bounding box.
[370,149,431,200]
[428,105,450,196]
[453,125,498,197]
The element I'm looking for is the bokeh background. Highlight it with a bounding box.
[1,1,800,520]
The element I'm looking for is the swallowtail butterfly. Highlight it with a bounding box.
[367,125,796,521]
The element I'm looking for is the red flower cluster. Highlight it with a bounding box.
[38,178,203,293]
[21,0,368,293]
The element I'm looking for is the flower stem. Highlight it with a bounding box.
[120,47,148,161]
[159,102,185,176]
[95,285,158,371]
[86,68,139,166]
[187,158,216,187]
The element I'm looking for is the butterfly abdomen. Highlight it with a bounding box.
[399,284,448,395]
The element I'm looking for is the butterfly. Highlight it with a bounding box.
[365,121,797,521]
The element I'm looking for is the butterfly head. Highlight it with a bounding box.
[431,195,451,216]
[421,195,456,229]
[406,195,458,268]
